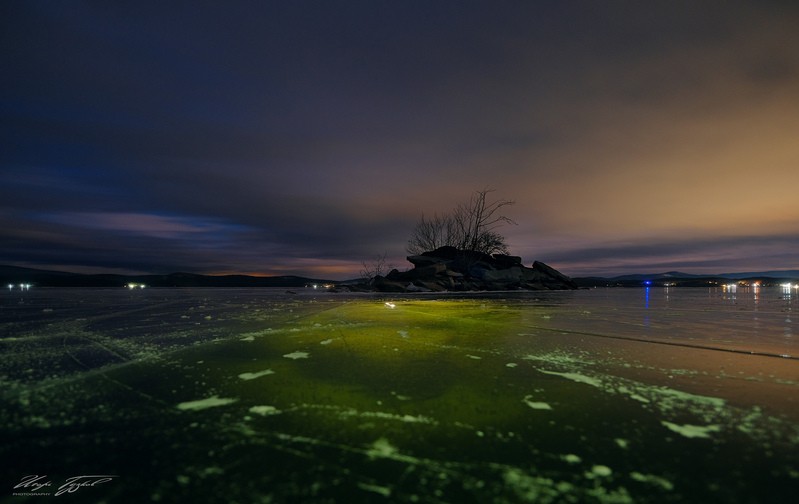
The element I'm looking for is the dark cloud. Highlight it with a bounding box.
[2,1,799,278]
[537,234,799,277]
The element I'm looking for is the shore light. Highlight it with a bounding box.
[781,283,799,292]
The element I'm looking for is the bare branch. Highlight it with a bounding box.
[407,188,516,256]
[360,251,391,282]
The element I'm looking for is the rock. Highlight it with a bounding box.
[358,247,577,292]
[409,263,447,279]
[491,254,523,267]
[405,282,430,292]
[532,261,578,289]
[481,266,524,284]
[386,268,403,280]
[416,280,448,292]
[420,246,461,260]
[372,275,409,292]
[406,254,446,267]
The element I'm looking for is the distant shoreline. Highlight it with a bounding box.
[2,265,798,289]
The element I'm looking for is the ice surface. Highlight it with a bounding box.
[2,287,798,503]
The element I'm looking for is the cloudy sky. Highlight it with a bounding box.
[2,1,799,279]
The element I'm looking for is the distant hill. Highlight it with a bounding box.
[0,265,335,288]
[5,264,797,289]
[605,271,704,281]
[715,270,799,280]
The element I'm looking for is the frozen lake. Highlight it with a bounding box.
[2,286,798,502]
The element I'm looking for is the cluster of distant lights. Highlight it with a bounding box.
[126,283,147,289]
[310,283,335,289]
[722,282,799,290]
[642,281,799,290]
[8,283,32,291]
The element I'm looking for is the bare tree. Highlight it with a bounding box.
[360,251,392,282]
[407,189,516,255]
[405,212,455,255]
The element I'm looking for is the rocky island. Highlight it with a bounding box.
[341,246,578,292]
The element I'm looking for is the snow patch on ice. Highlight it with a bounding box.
[502,468,565,502]
[363,437,424,464]
[589,465,612,477]
[249,405,281,416]
[538,369,603,388]
[366,437,399,459]
[522,350,592,366]
[630,472,674,491]
[657,388,725,409]
[238,369,275,381]
[238,329,273,341]
[283,351,309,360]
[176,395,238,411]
[349,410,435,424]
[523,395,552,410]
[294,403,435,424]
[358,482,392,497]
[661,421,721,439]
